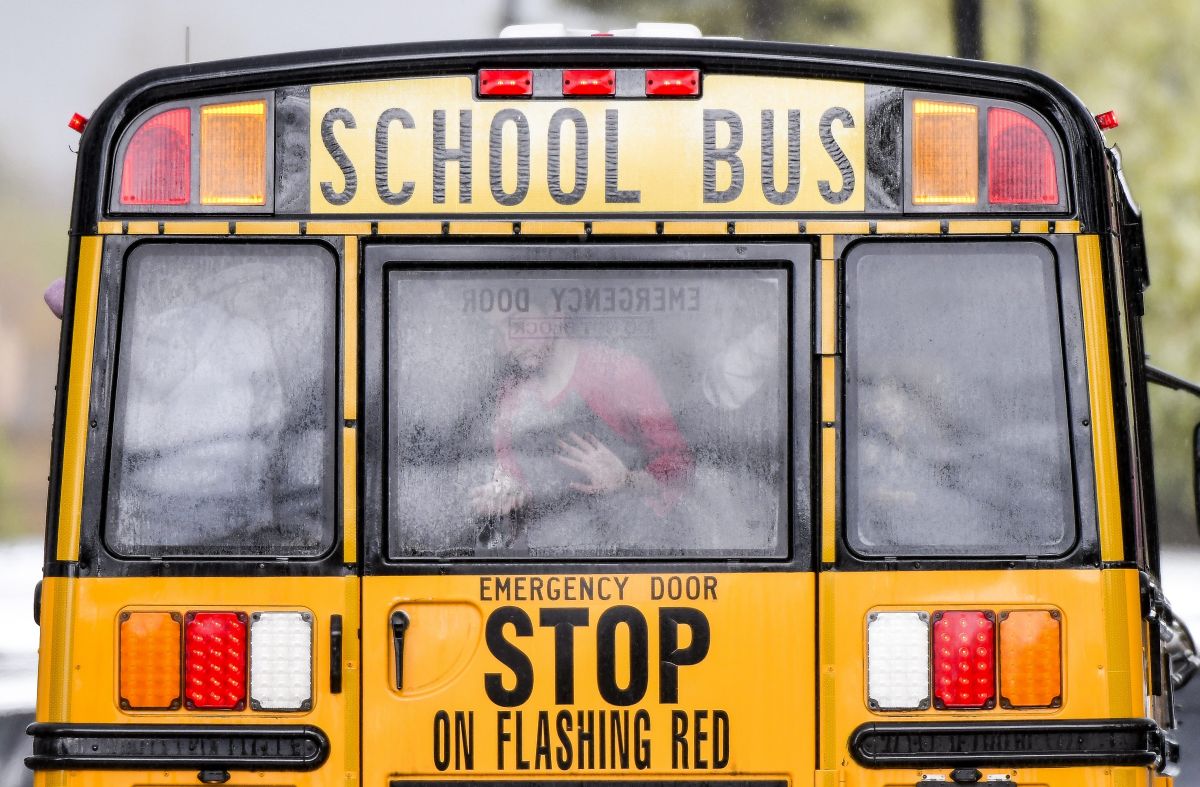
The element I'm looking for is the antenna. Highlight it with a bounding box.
[185,26,191,64]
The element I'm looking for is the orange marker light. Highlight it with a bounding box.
[1000,610,1062,708]
[912,99,979,205]
[200,99,267,206]
[119,612,182,710]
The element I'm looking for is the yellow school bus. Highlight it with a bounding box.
[29,23,1196,787]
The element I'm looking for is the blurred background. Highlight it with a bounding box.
[0,0,1197,783]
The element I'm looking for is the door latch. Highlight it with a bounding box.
[391,610,411,690]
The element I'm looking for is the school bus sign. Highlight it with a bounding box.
[310,75,865,213]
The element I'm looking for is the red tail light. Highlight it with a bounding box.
[646,69,700,96]
[119,107,191,205]
[185,612,247,710]
[987,107,1059,204]
[932,611,995,709]
[563,69,615,96]
[478,69,533,97]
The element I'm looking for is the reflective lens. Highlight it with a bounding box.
[250,612,313,711]
[119,107,191,205]
[988,108,1059,204]
[185,612,247,710]
[119,612,181,710]
[912,100,979,205]
[932,610,995,709]
[999,610,1062,708]
[200,100,267,205]
[867,612,930,710]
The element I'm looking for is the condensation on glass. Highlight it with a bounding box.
[845,241,1075,557]
[387,267,790,558]
[106,243,336,557]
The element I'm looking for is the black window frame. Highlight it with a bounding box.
[70,236,349,578]
[836,235,1099,569]
[361,241,814,575]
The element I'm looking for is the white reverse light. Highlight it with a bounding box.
[867,611,930,710]
[250,611,313,711]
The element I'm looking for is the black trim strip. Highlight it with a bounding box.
[26,722,330,772]
[849,719,1164,769]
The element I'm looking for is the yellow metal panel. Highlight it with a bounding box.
[96,221,122,235]
[819,258,838,355]
[162,221,228,235]
[37,577,77,723]
[125,220,159,235]
[1101,569,1143,716]
[808,220,871,235]
[948,219,1013,234]
[233,220,302,235]
[874,220,942,235]
[343,239,359,422]
[1077,234,1123,561]
[661,221,728,235]
[821,356,837,423]
[343,577,362,784]
[362,572,816,780]
[343,427,358,565]
[56,237,103,562]
[821,427,837,564]
[1057,220,1082,233]
[589,220,658,235]
[310,75,865,214]
[307,221,372,235]
[1020,220,1051,234]
[377,220,443,235]
[819,235,835,259]
[818,572,837,768]
[734,220,800,235]
[447,221,515,235]
[520,221,587,235]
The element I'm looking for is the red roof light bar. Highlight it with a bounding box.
[478,69,533,97]
[563,69,616,96]
[646,69,700,96]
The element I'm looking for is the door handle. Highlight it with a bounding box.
[391,610,410,690]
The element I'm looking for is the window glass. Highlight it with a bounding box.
[845,241,1075,557]
[106,243,336,557]
[387,267,791,559]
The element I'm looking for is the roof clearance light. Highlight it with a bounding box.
[999,610,1062,708]
[646,69,700,96]
[563,69,616,96]
[988,107,1059,205]
[199,99,267,206]
[250,612,313,711]
[479,69,534,97]
[185,612,248,710]
[911,99,979,205]
[932,610,995,709]
[119,107,191,205]
[119,612,182,710]
[1095,110,1119,131]
[867,612,930,710]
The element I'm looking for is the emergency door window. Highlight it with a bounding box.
[387,268,789,558]
[844,241,1075,557]
[106,243,336,557]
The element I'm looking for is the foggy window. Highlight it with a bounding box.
[387,267,790,559]
[106,244,336,557]
[845,241,1075,557]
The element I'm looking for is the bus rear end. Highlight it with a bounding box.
[31,34,1177,787]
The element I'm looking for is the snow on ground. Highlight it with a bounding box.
[0,540,39,715]
[1162,546,1200,633]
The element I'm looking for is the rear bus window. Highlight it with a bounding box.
[387,267,791,559]
[106,243,336,557]
[844,241,1076,558]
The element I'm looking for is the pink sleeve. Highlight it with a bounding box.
[574,346,693,509]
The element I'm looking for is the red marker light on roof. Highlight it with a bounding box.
[646,69,700,96]
[478,70,533,97]
[563,69,616,96]
[1095,110,1119,130]
[68,113,88,133]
